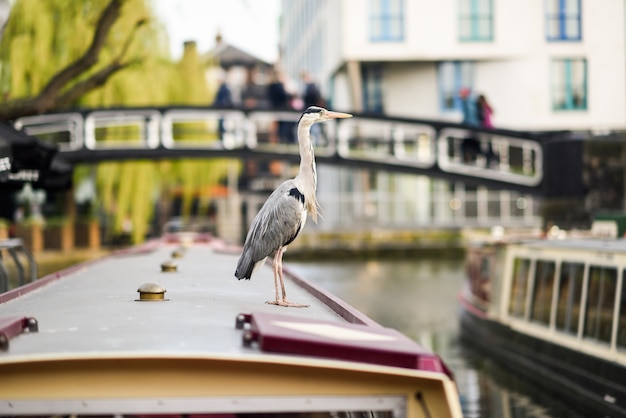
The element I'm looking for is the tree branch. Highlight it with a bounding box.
[0,98,40,121]
[0,0,148,121]
[56,59,139,106]
[55,16,147,107]
[37,0,123,101]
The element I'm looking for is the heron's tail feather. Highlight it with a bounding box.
[234,252,254,280]
[235,252,269,280]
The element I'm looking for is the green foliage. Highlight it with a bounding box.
[171,41,212,104]
[0,0,85,98]
[1,0,239,243]
[97,160,157,243]
[0,0,167,102]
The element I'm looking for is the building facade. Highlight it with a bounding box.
[280,0,626,132]
[275,0,626,233]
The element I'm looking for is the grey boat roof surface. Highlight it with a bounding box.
[0,239,356,357]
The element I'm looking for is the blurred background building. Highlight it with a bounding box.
[279,0,625,133]
[272,0,626,237]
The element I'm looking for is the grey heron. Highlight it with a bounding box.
[235,106,353,307]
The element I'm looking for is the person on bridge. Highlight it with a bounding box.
[459,87,480,163]
[459,87,479,126]
[459,88,498,166]
[213,72,233,139]
[213,76,233,108]
[268,69,296,144]
[477,93,498,166]
[477,94,494,129]
[300,71,326,144]
[301,71,325,108]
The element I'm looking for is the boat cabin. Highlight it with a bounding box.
[466,238,626,367]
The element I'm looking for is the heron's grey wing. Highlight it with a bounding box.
[235,181,306,279]
[245,181,305,258]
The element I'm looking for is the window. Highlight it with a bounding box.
[362,64,384,113]
[584,266,617,344]
[370,0,404,42]
[546,0,581,41]
[618,269,626,350]
[459,0,493,42]
[438,61,473,112]
[555,262,584,335]
[530,260,556,325]
[551,58,587,111]
[509,258,530,318]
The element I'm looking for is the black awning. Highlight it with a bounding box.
[40,158,73,190]
[0,122,65,190]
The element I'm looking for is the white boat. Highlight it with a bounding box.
[459,236,626,417]
[0,233,462,417]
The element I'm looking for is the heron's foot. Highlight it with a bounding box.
[266,299,310,308]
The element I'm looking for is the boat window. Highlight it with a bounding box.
[509,258,531,318]
[583,266,617,344]
[530,260,556,326]
[618,268,626,350]
[555,262,585,335]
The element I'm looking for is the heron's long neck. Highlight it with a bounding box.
[296,122,319,221]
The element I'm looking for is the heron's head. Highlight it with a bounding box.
[299,106,352,125]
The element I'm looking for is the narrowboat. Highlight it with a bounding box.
[459,236,626,417]
[0,233,462,417]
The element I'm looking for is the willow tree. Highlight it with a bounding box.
[0,0,150,119]
[89,40,236,243]
[165,40,235,223]
[0,0,237,243]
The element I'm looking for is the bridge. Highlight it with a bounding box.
[11,106,584,196]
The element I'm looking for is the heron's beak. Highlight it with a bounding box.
[326,110,353,119]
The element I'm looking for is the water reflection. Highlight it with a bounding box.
[286,257,584,418]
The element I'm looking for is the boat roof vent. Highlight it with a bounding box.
[161,260,178,272]
[136,283,168,301]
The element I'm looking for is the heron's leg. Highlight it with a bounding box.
[276,247,287,300]
[266,247,309,308]
[271,249,283,303]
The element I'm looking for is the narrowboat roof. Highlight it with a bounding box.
[511,237,626,252]
[0,237,350,356]
[471,237,626,253]
[0,235,421,358]
[0,234,462,417]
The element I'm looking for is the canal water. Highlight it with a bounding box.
[286,256,586,418]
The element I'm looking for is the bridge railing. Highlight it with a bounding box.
[84,109,161,149]
[336,118,437,168]
[336,114,543,187]
[14,113,84,151]
[161,109,248,150]
[14,106,549,192]
[245,110,338,157]
[437,128,543,187]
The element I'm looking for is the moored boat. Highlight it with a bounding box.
[0,234,462,417]
[459,236,626,417]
